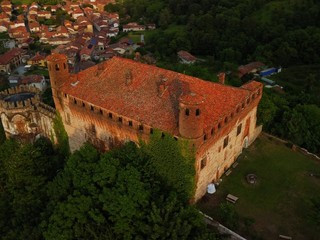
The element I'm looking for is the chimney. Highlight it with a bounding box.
[218,72,226,84]
[125,69,133,85]
[134,52,141,61]
[95,63,104,76]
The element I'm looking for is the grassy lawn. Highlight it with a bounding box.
[197,134,320,240]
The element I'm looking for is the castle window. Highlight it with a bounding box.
[150,128,154,134]
[223,136,229,149]
[247,98,250,104]
[161,132,165,138]
[118,117,122,123]
[218,122,222,129]
[82,102,85,107]
[185,108,189,116]
[90,105,94,111]
[204,134,207,141]
[74,99,77,104]
[237,124,242,136]
[109,113,113,119]
[211,128,214,136]
[99,109,103,115]
[55,64,59,71]
[224,117,228,123]
[64,93,67,98]
[139,125,144,131]
[200,157,207,170]
[64,63,66,69]
[196,109,200,116]
[129,120,133,127]
[242,102,245,109]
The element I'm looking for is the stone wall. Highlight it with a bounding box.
[0,85,56,142]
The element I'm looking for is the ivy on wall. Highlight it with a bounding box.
[141,130,195,201]
[53,112,70,158]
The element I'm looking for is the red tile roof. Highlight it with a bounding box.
[30,52,46,61]
[20,75,43,84]
[238,62,265,77]
[177,50,197,62]
[60,56,260,135]
[0,48,25,65]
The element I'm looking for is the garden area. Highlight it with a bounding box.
[198,134,320,240]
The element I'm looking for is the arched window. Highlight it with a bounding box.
[185,108,190,116]
[55,64,60,71]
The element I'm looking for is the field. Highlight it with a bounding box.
[198,134,320,240]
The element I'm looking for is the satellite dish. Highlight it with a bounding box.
[207,183,216,194]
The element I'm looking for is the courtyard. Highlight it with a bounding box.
[198,134,320,240]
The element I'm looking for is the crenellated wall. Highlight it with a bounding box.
[0,85,56,142]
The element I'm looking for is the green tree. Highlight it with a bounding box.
[0,121,5,144]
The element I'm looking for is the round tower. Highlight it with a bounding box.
[46,53,69,90]
[179,92,204,139]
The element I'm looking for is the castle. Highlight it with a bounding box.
[46,53,263,201]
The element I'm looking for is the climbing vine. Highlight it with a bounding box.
[142,130,195,201]
[53,112,70,158]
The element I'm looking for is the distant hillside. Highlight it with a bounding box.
[113,0,320,66]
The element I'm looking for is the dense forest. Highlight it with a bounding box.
[107,0,320,67]
[0,126,219,240]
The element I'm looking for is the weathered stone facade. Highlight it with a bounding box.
[0,85,56,142]
[47,53,263,201]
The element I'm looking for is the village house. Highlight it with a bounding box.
[20,75,47,91]
[72,7,84,19]
[27,52,46,67]
[38,11,52,19]
[178,50,197,64]
[0,48,25,73]
[0,21,9,32]
[29,21,41,33]
[123,22,145,32]
[146,23,156,30]
[9,20,25,29]
[80,45,94,61]
[0,12,10,22]
[238,62,265,78]
[1,1,12,16]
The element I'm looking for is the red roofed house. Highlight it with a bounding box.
[20,74,46,91]
[47,53,263,201]
[123,22,145,32]
[0,48,25,73]
[79,46,94,61]
[178,50,197,64]
[0,12,10,22]
[238,61,265,78]
[27,52,46,67]
[0,21,9,32]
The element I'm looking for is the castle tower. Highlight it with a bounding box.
[47,53,69,90]
[178,92,204,139]
[46,53,69,110]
